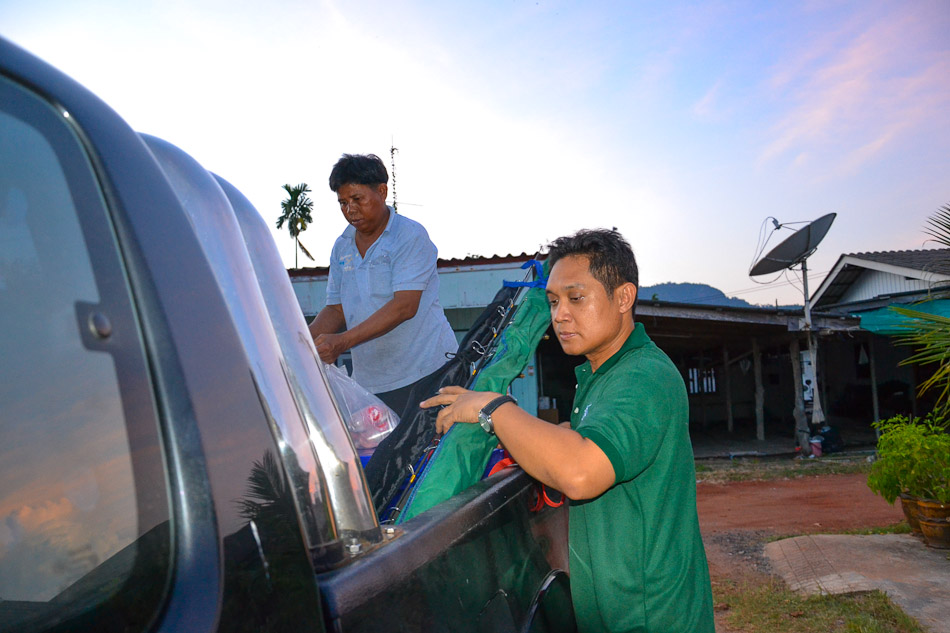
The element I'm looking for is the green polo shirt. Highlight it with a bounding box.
[569,323,714,633]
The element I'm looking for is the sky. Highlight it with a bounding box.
[2,0,948,305]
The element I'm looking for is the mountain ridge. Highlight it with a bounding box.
[639,282,799,308]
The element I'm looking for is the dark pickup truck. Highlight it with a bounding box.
[0,38,572,632]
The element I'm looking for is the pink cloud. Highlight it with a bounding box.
[693,80,723,118]
[5,497,77,539]
[761,5,950,175]
[0,493,136,601]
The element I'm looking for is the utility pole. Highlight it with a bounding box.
[801,260,825,428]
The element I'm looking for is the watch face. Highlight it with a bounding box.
[478,411,493,434]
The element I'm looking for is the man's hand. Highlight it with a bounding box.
[314,332,349,364]
[420,386,499,434]
[425,387,615,500]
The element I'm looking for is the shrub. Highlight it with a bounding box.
[868,413,950,504]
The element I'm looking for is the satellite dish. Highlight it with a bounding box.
[750,213,836,276]
[748,212,837,453]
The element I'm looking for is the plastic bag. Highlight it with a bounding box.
[324,363,399,450]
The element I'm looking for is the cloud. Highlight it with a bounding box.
[760,5,950,176]
[5,497,76,538]
[0,495,136,602]
[0,498,82,600]
[4,0,946,309]
[693,80,722,118]
[0,448,138,602]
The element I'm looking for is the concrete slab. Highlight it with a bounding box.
[765,534,950,633]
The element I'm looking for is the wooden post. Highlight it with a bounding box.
[752,338,765,441]
[868,336,880,437]
[722,344,734,434]
[699,352,708,429]
[819,335,829,421]
[790,337,811,455]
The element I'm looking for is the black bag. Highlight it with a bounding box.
[362,285,521,516]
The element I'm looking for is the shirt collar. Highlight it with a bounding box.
[341,205,396,242]
[575,322,650,381]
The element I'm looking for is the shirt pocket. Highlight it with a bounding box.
[368,255,393,299]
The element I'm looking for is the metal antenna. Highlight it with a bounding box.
[390,140,398,212]
[750,213,837,454]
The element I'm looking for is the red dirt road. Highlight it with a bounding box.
[697,473,903,534]
[696,473,904,579]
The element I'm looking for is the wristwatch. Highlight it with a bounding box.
[478,395,517,435]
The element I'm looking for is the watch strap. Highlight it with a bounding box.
[478,394,516,435]
[482,394,517,417]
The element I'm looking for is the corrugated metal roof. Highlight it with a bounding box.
[845,248,950,272]
[287,253,537,278]
[812,248,950,309]
[437,252,536,268]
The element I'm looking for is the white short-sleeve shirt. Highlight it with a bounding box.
[325,209,458,393]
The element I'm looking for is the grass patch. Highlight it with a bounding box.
[834,523,913,536]
[713,577,925,632]
[764,522,913,544]
[696,456,872,484]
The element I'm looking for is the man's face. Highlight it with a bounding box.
[337,183,389,237]
[546,255,632,364]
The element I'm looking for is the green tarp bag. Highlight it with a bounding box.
[398,264,552,522]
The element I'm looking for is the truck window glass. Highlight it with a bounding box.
[0,76,170,633]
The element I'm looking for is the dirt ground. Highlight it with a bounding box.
[697,472,904,580]
[696,471,906,631]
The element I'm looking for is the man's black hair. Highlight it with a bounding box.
[547,228,639,306]
[328,154,389,192]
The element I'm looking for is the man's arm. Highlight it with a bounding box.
[421,387,615,500]
[309,304,347,338]
[312,290,422,364]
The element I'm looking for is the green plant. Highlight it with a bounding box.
[870,204,950,506]
[868,414,950,504]
[868,415,922,503]
[919,430,950,504]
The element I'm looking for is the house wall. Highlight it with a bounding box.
[841,269,935,304]
[820,333,923,431]
[666,332,905,445]
[291,275,326,317]
[290,263,542,415]
[676,342,797,438]
[291,263,530,318]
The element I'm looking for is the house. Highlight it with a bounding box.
[289,254,879,453]
[812,249,950,324]
[810,249,950,422]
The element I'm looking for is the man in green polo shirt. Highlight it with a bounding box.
[421,229,714,633]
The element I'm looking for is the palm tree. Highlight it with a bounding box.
[237,450,296,524]
[276,183,315,268]
[892,203,950,411]
[925,203,950,249]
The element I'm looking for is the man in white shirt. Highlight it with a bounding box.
[308,154,458,413]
